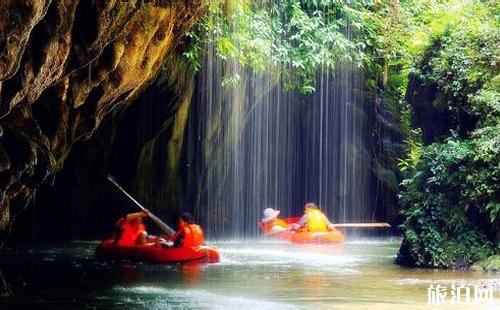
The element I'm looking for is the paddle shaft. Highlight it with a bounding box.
[107,175,176,236]
[331,222,391,228]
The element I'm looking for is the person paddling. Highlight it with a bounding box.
[291,203,339,232]
[113,211,165,246]
[260,208,288,235]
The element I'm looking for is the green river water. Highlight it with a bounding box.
[1,239,498,309]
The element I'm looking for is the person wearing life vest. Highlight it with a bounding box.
[291,203,337,232]
[113,211,166,246]
[169,212,204,248]
[260,208,288,235]
[113,211,149,245]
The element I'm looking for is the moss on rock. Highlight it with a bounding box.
[471,255,500,273]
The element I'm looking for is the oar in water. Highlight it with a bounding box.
[330,222,391,228]
[107,175,176,237]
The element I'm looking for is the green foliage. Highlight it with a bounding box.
[407,0,499,132]
[472,77,500,128]
[397,129,423,172]
[399,140,496,267]
[397,0,500,268]
[472,255,500,273]
[463,126,500,224]
[183,0,403,94]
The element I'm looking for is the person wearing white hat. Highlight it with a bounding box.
[260,208,288,235]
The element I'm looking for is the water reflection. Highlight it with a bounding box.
[180,265,202,287]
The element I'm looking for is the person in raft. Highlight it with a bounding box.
[260,208,288,235]
[113,211,165,246]
[167,212,204,248]
[291,203,337,232]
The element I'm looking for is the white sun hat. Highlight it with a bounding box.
[262,208,280,223]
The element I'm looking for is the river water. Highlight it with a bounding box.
[1,239,499,309]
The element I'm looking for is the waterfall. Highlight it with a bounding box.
[184,3,377,239]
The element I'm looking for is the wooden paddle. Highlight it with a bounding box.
[107,175,176,237]
[330,222,391,228]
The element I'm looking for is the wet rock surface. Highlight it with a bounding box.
[0,0,203,247]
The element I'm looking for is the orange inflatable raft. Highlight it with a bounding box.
[277,230,344,243]
[260,217,345,244]
[96,239,220,264]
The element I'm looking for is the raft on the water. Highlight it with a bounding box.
[277,229,345,244]
[260,217,345,244]
[96,239,220,264]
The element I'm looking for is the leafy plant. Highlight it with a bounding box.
[182,0,405,94]
[397,0,500,268]
[397,129,423,172]
[399,140,496,267]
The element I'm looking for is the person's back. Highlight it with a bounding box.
[304,208,329,232]
[293,203,336,232]
[114,212,148,246]
[119,222,145,245]
[181,223,204,248]
[171,213,204,248]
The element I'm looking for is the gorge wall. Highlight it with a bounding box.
[0,0,203,246]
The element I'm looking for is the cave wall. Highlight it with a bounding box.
[10,54,195,242]
[0,0,204,246]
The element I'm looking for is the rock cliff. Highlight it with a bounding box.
[0,0,203,246]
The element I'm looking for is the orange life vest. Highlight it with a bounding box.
[177,224,204,248]
[305,208,329,232]
[261,218,287,234]
[117,218,146,246]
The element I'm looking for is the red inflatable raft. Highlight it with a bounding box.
[96,239,220,264]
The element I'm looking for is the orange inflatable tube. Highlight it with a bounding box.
[259,217,345,244]
[277,230,344,244]
[96,239,220,264]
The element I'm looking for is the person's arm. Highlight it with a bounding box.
[324,214,337,231]
[271,225,287,233]
[297,214,307,226]
[136,231,148,245]
[113,218,125,243]
[126,211,148,221]
[291,214,307,230]
[173,231,185,247]
[323,214,333,226]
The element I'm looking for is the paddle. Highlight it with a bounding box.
[107,175,176,237]
[330,222,391,228]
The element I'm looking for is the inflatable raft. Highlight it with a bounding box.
[96,239,220,264]
[277,230,344,243]
[260,217,345,244]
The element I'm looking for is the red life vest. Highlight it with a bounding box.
[117,218,146,246]
[176,224,204,248]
